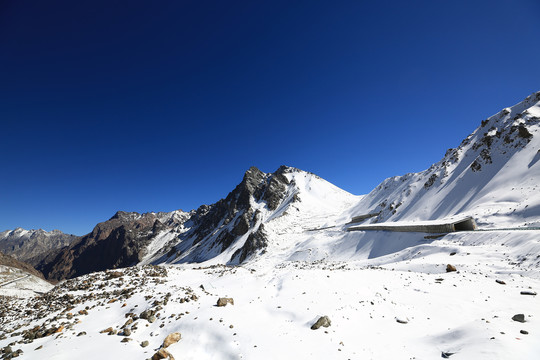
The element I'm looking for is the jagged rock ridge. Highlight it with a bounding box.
[37,166,301,280]
[37,210,190,281]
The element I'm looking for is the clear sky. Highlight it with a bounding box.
[1,0,540,235]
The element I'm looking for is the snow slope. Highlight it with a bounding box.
[343,92,540,229]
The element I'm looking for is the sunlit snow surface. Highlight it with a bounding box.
[1,241,539,360]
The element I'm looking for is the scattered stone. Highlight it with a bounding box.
[442,351,456,358]
[395,317,408,324]
[163,332,181,348]
[140,309,156,321]
[495,280,506,285]
[100,327,114,334]
[77,332,87,337]
[107,271,124,279]
[122,318,133,328]
[78,310,88,315]
[217,298,234,307]
[520,330,529,335]
[446,264,457,272]
[148,315,157,323]
[140,340,149,348]
[520,290,537,296]
[34,345,43,350]
[123,328,131,336]
[311,316,331,330]
[449,252,456,256]
[121,338,132,343]
[151,348,175,360]
[512,314,526,323]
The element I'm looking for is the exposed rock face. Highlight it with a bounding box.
[0,228,77,266]
[0,251,45,279]
[231,225,268,264]
[37,211,190,281]
[185,166,289,251]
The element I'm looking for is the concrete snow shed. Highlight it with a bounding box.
[347,216,477,234]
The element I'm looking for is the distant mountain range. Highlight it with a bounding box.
[4,91,540,282]
[0,228,76,266]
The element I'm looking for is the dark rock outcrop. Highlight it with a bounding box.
[37,211,188,281]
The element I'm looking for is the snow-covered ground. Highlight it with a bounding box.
[1,233,539,360]
[0,266,53,297]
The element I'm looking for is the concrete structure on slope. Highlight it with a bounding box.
[347,216,477,234]
[347,212,380,224]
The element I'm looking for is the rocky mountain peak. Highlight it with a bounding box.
[110,211,141,221]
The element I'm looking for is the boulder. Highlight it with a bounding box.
[163,332,181,348]
[512,314,526,323]
[446,264,457,272]
[217,298,234,307]
[100,327,113,334]
[311,316,331,330]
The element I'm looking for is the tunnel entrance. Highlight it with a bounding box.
[453,218,477,231]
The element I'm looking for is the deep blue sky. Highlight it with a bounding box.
[1,0,540,235]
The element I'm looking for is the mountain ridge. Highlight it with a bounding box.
[16,91,540,281]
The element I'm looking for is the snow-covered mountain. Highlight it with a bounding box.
[2,92,540,359]
[0,228,76,266]
[38,166,358,280]
[35,92,540,282]
[346,91,540,228]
